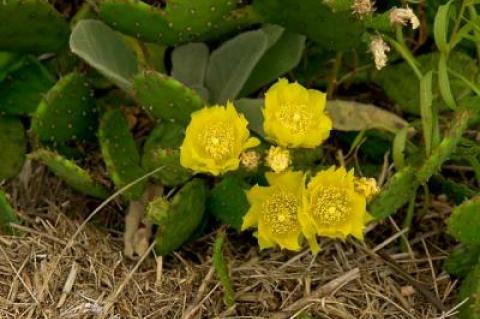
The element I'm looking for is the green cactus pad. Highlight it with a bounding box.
[0,57,55,115]
[29,149,110,199]
[31,72,98,145]
[98,109,146,200]
[0,190,19,235]
[458,264,480,319]
[99,0,257,45]
[0,0,69,53]
[0,116,26,181]
[445,245,480,277]
[133,71,204,125]
[149,179,207,256]
[447,197,480,246]
[142,123,191,186]
[206,176,250,231]
[252,0,364,51]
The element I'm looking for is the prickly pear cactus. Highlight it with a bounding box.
[148,179,207,256]
[206,175,250,231]
[0,57,55,115]
[99,0,258,45]
[31,72,98,145]
[142,122,191,186]
[133,71,204,125]
[0,190,19,234]
[29,149,110,199]
[0,0,70,53]
[98,109,146,200]
[252,0,364,51]
[458,264,480,319]
[0,116,26,181]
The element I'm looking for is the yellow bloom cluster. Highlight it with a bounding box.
[242,167,377,253]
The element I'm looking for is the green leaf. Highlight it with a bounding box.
[325,100,408,133]
[438,53,456,110]
[0,116,26,181]
[205,29,268,104]
[373,52,478,114]
[0,190,19,235]
[447,197,480,245]
[0,57,55,115]
[419,71,434,155]
[206,176,250,231]
[171,42,209,97]
[29,149,110,199]
[151,179,207,256]
[241,29,305,96]
[234,98,265,138]
[70,19,138,91]
[445,245,480,277]
[393,126,409,170]
[433,0,453,54]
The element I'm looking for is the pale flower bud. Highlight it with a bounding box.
[265,146,291,173]
[354,177,380,202]
[240,150,261,171]
[369,36,390,70]
[390,6,420,30]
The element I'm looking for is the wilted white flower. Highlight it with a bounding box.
[390,6,420,30]
[369,36,390,70]
[352,0,375,18]
[240,150,261,171]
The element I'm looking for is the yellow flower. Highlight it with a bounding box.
[242,171,305,251]
[265,146,291,173]
[354,177,380,202]
[299,167,372,253]
[263,78,332,148]
[180,102,260,176]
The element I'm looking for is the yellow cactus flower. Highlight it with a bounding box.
[265,146,291,173]
[180,102,260,176]
[299,167,372,253]
[354,177,380,202]
[242,171,305,251]
[263,78,332,148]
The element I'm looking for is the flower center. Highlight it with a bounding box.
[277,103,313,134]
[200,122,235,160]
[311,186,350,226]
[263,191,299,234]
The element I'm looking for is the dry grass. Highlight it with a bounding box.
[0,163,465,319]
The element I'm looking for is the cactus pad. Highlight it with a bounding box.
[0,57,55,115]
[0,116,26,181]
[133,71,204,125]
[98,109,146,200]
[0,190,19,235]
[149,179,207,256]
[252,0,364,51]
[447,197,480,246]
[458,264,480,319]
[0,0,69,53]
[99,0,257,45]
[206,176,249,231]
[31,72,98,145]
[142,123,191,186]
[29,149,110,199]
